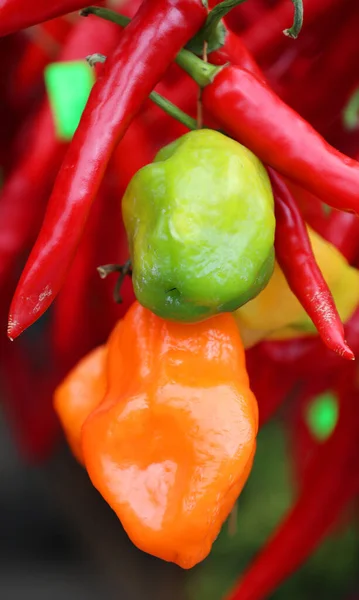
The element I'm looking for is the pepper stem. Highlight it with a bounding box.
[175,49,221,87]
[80,6,130,27]
[97,261,132,304]
[86,52,197,130]
[81,6,222,87]
[200,0,247,39]
[150,92,197,131]
[283,0,304,39]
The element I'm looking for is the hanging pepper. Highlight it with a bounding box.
[8,0,207,340]
[322,209,359,264]
[54,345,108,463]
[210,27,265,83]
[52,187,114,369]
[0,14,121,292]
[8,17,73,109]
[123,129,275,322]
[260,302,359,380]
[199,64,359,214]
[284,182,329,239]
[0,106,63,289]
[53,117,149,367]
[0,0,104,37]
[77,302,258,569]
[269,169,354,360]
[227,375,359,600]
[235,223,359,352]
[245,343,297,428]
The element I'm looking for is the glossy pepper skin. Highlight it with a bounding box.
[123,129,275,322]
[228,376,359,600]
[0,1,104,37]
[8,0,207,340]
[269,169,354,360]
[0,15,121,290]
[54,345,107,463]
[202,66,359,214]
[235,226,359,349]
[82,302,258,569]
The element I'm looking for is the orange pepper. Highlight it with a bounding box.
[53,319,124,463]
[53,345,107,463]
[81,302,258,569]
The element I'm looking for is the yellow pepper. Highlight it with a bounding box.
[235,227,359,348]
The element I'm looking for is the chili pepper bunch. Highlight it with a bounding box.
[1,0,359,598]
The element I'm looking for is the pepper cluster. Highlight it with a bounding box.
[0,0,359,598]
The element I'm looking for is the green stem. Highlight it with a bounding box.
[188,0,248,55]
[175,48,220,87]
[86,52,197,130]
[201,0,247,38]
[80,6,130,27]
[150,92,197,130]
[283,0,304,39]
[81,6,222,87]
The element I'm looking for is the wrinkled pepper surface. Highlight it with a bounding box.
[55,301,258,569]
[235,226,359,348]
[122,130,275,322]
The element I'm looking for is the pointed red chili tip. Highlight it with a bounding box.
[341,344,355,361]
[7,315,22,340]
[322,328,355,361]
[334,341,355,361]
[7,281,54,340]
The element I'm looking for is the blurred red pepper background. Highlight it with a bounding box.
[0,0,358,598]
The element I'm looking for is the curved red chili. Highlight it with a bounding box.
[8,0,207,340]
[269,169,354,360]
[323,210,359,264]
[203,65,359,214]
[0,15,121,292]
[210,28,265,83]
[0,0,105,37]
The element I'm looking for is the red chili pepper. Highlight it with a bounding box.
[202,65,359,214]
[322,210,359,264]
[210,28,265,83]
[53,118,150,367]
[0,15,121,292]
[0,107,64,288]
[245,344,296,428]
[52,187,113,368]
[227,376,359,600]
[287,5,359,132]
[8,0,207,340]
[0,0,105,37]
[269,169,354,360]
[8,18,73,108]
[142,69,198,152]
[284,182,329,238]
[288,374,342,491]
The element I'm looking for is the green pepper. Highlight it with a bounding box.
[122,130,275,322]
